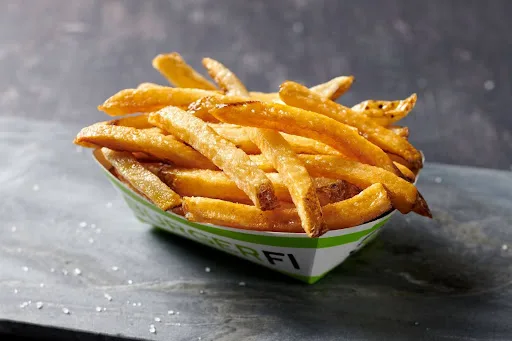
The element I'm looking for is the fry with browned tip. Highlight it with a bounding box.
[279,81,422,170]
[98,87,218,116]
[74,123,217,169]
[149,107,278,210]
[102,148,181,211]
[211,101,402,176]
[152,53,218,90]
[351,94,417,126]
[248,128,325,237]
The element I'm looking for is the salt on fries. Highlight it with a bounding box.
[75,51,431,238]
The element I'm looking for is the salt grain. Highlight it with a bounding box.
[73,268,82,276]
[154,317,161,322]
[238,281,246,286]
[90,223,96,229]
[11,225,16,232]
[104,293,112,301]
[132,303,137,306]
[22,266,28,272]
[14,289,18,294]
[149,324,156,334]
[502,244,508,251]
[199,290,204,294]
[40,283,45,288]
[36,302,43,309]
[95,306,102,312]
[434,177,443,184]
[127,280,133,285]
[79,221,87,228]
[50,268,55,273]
[168,310,175,315]
[137,302,141,307]
[106,202,113,208]
[20,301,29,308]
[62,307,70,314]
[484,80,495,91]
[111,266,119,271]
[88,238,94,244]
[32,184,40,191]
[205,267,211,273]
[292,21,304,34]
[95,228,101,234]
[62,269,69,275]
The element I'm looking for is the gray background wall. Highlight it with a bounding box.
[1,0,511,169]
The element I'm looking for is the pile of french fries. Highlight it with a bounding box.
[74,52,431,238]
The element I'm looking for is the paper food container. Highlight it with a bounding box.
[93,150,404,284]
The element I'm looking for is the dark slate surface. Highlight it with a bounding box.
[1,117,512,340]
[2,1,512,340]
[0,0,511,169]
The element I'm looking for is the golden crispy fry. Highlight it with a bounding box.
[74,123,217,169]
[351,94,417,126]
[98,87,218,116]
[211,101,401,176]
[394,163,415,182]
[389,125,409,139]
[144,164,346,205]
[102,148,181,210]
[202,58,249,96]
[182,183,391,233]
[309,75,354,100]
[387,153,418,173]
[106,114,153,129]
[249,153,429,216]
[149,107,278,210]
[209,123,339,155]
[279,81,422,170]
[248,76,354,103]
[152,53,218,90]
[248,128,324,237]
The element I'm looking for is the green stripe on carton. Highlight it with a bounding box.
[104,170,390,249]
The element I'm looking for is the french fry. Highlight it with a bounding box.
[389,125,409,139]
[394,163,415,182]
[248,128,325,237]
[152,53,218,90]
[248,76,354,102]
[149,107,278,210]
[211,101,402,176]
[351,94,417,126]
[309,75,354,100]
[98,87,218,116]
[144,164,348,205]
[182,183,391,233]
[279,81,423,170]
[74,123,217,169]
[248,153,430,216]
[106,114,153,129]
[102,148,181,211]
[209,123,340,155]
[202,57,249,96]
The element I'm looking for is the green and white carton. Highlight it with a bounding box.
[94,151,397,284]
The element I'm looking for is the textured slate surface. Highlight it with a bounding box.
[1,116,512,340]
[0,0,511,169]
[2,1,512,340]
